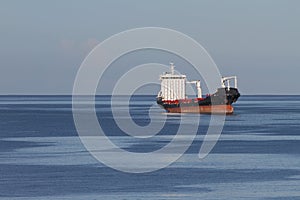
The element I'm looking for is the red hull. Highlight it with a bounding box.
[165,105,234,114]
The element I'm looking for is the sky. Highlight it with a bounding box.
[0,0,299,95]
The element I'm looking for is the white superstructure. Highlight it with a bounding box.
[159,63,186,100]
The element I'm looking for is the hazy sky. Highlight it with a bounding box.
[0,0,299,95]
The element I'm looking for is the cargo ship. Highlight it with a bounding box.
[156,63,240,114]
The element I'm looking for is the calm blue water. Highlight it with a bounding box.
[1,95,300,199]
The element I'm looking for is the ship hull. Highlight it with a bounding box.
[164,105,234,114]
[157,88,240,114]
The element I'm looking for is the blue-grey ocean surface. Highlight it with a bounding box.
[0,95,300,199]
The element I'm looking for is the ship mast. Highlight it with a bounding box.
[170,62,175,75]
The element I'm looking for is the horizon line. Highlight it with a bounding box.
[0,93,299,96]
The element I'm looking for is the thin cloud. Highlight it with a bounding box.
[60,38,100,56]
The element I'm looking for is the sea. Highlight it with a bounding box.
[1,95,300,200]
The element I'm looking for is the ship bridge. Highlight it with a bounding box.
[159,63,186,101]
